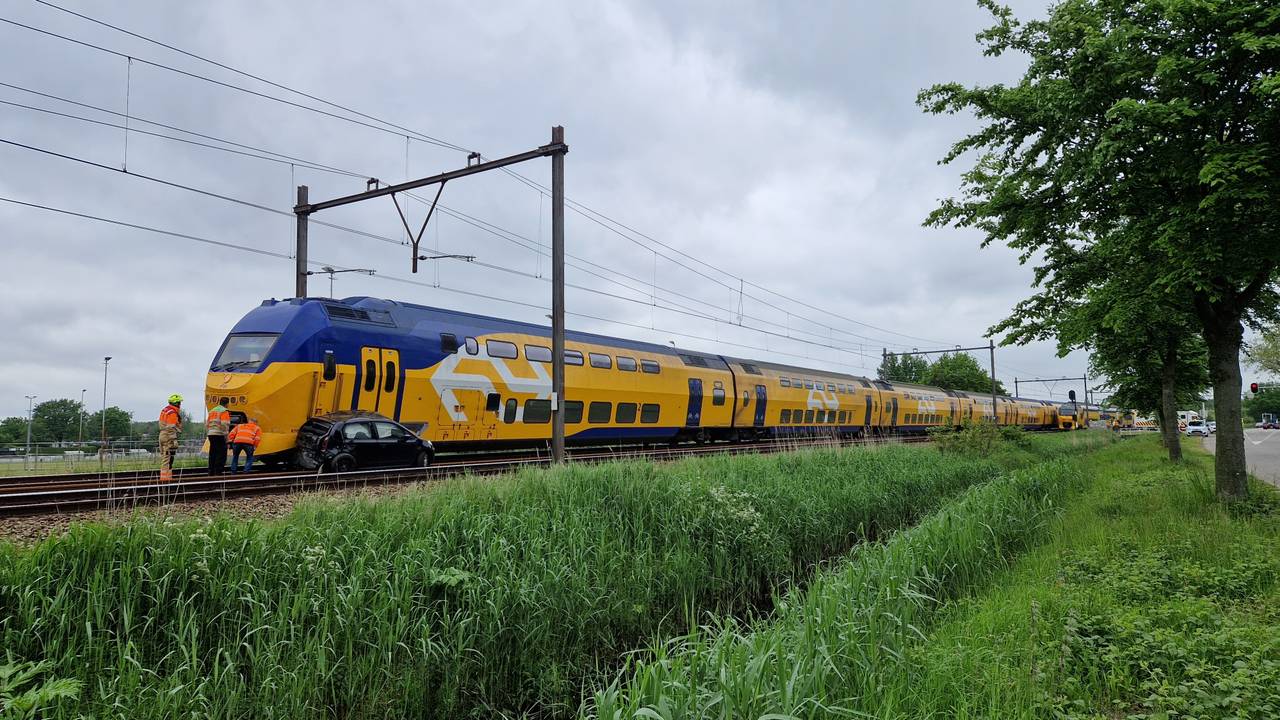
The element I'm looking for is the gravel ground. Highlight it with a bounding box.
[0,479,441,547]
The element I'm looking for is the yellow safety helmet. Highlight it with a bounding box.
[168,393,184,404]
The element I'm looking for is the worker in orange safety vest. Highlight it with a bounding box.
[228,417,262,474]
[206,397,231,475]
[158,394,183,481]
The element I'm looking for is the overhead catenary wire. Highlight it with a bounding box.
[0,193,875,372]
[0,122,893,360]
[7,6,953,350]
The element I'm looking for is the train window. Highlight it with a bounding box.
[616,403,637,423]
[384,361,396,392]
[827,383,836,392]
[523,399,551,424]
[564,349,584,366]
[565,400,584,424]
[465,337,479,355]
[838,410,847,423]
[804,410,815,423]
[525,344,552,363]
[815,410,826,423]
[487,340,518,359]
[503,399,517,423]
[828,412,837,424]
[363,359,377,391]
[792,377,802,387]
[640,403,660,423]
[679,354,709,368]
[440,333,459,354]
[589,353,612,369]
[640,359,661,374]
[804,380,814,389]
[712,387,726,406]
[741,363,761,375]
[322,351,336,381]
[588,401,612,424]
[617,356,637,372]
[780,378,791,387]
[859,379,871,388]
[836,384,845,393]
[781,409,792,423]
[486,393,501,413]
[742,390,751,406]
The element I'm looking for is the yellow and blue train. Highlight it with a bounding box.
[206,297,1071,464]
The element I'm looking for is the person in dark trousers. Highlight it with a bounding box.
[206,397,231,475]
[229,417,261,473]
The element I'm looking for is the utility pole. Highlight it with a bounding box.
[24,394,36,471]
[295,128,569,460]
[989,339,999,425]
[550,126,567,463]
[100,356,111,469]
[78,387,86,445]
[295,185,308,298]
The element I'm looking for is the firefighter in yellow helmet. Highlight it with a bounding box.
[158,394,182,481]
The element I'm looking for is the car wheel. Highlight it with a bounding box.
[416,450,433,468]
[330,454,357,473]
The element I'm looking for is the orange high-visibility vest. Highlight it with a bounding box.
[230,422,262,448]
[206,406,231,435]
[159,404,181,427]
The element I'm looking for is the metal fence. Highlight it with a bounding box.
[0,440,207,475]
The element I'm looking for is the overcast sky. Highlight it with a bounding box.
[1,0,1106,423]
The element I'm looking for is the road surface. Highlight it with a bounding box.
[1203,429,1280,487]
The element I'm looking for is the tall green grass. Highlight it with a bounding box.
[586,454,1091,719]
[0,433,1105,718]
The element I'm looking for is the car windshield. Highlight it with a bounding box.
[211,334,279,371]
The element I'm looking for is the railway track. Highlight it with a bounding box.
[0,434,936,518]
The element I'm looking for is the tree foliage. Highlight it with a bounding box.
[32,399,86,444]
[84,407,133,442]
[877,352,930,384]
[1247,331,1280,378]
[927,352,1009,395]
[0,417,30,446]
[920,0,1280,499]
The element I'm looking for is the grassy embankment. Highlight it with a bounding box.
[0,432,1103,718]
[588,435,1280,719]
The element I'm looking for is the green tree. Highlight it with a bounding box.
[920,0,1280,500]
[877,352,931,383]
[84,407,133,442]
[31,399,86,444]
[925,352,1008,395]
[1245,388,1280,422]
[1247,331,1280,378]
[0,417,29,446]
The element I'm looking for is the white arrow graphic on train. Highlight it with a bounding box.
[430,349,551,422]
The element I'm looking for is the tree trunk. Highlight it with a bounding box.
[1159,339,1182,462]
[1203,314,1248,501]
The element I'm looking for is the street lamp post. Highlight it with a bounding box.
[78,388,87,445]
[24,394,36,471]
[100,356,111,468]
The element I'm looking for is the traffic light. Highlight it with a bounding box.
[1252,382,1260,394]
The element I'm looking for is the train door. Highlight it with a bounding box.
[864,394,873,430]
[356,347,403,417]
[312,348,343,416]
[754,385,767,427]
[686,378,703,427]
[357,347,381,412]
[890,397,899,429]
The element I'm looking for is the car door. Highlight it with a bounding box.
[373,421,418,467]
[340,421,378,468]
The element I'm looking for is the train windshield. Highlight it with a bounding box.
[211,333,279,372]
[1058,402,1078,415]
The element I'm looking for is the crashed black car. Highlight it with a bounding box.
[295,412,434,472]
